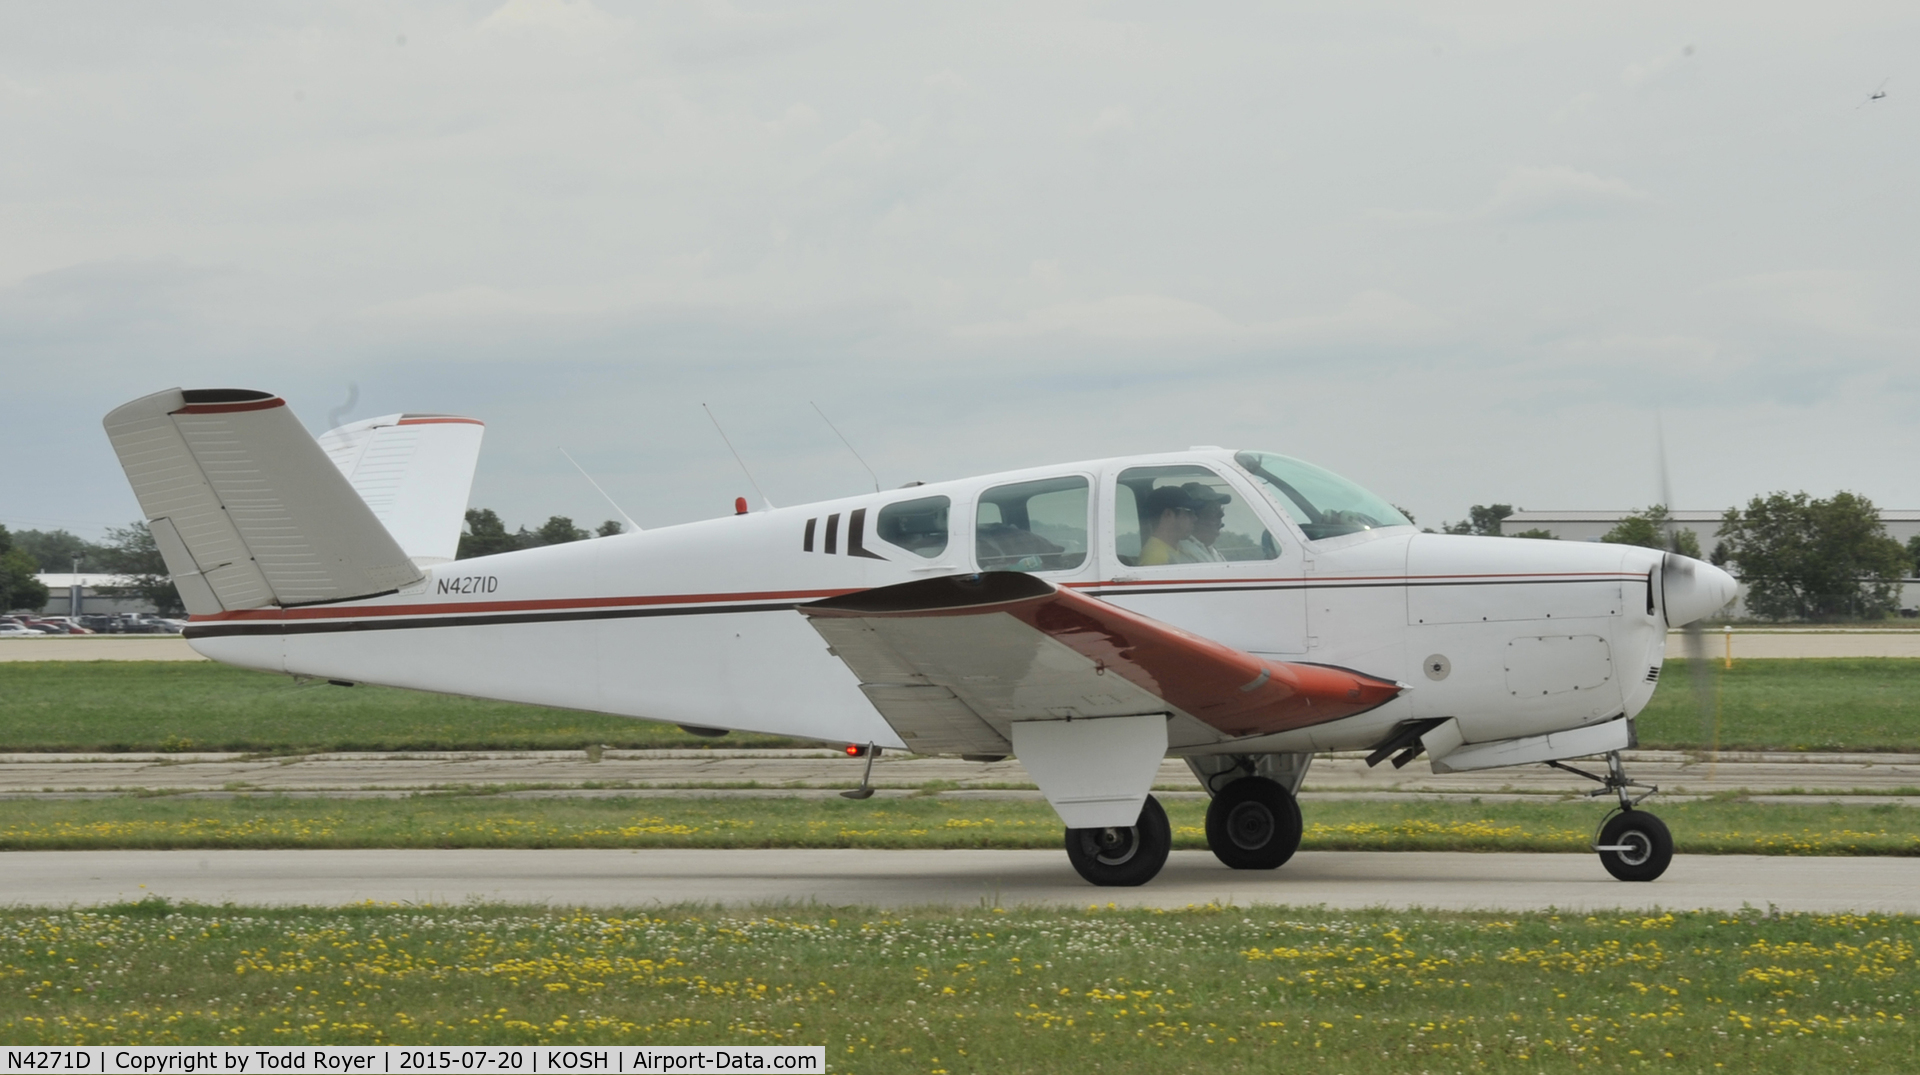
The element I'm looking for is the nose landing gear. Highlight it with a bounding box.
[1549,750,1674,882]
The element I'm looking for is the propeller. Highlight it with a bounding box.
[1656,419,1734,775]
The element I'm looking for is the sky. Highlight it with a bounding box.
[4,1,1917,540]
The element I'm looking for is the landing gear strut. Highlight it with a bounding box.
[1064,795,1171,887]
[1550,750,1673,882]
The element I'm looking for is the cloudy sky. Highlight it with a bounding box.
[4,1,1916,540]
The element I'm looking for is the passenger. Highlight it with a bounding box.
[1137,486,1199,566]
[1177,482,1232,562]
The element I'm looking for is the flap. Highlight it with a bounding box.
[802,573,1405,751]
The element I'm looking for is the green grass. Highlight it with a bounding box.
[0,663,799,753]
[2,793,1914,855]
[5,657,1920,754]
[0,901,1913,1072]
[1636,658,1920,752]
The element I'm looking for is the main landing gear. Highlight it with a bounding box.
[1551,750,1673,882]
[1064,796,1172,887]
[1204,777,1304,870]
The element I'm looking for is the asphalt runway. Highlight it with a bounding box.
[4,848,1914,914]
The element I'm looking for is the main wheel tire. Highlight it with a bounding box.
[1597,809,1673,882]
[1204,776,1304,870]
[1064,795,1172,887]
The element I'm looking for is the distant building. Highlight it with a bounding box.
[1498,509,1920,618]
[1501,509,1920,548]
[30,574,157,616]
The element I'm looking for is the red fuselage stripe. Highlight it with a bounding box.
[186,572,1642,624]
[172,398,288,415]
[193,587,860,622]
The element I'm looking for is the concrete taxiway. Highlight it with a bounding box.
[3,848,1914,914]
[1,748,1914,798]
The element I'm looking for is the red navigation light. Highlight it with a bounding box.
[735,497,749,515]
[845,743,866,757]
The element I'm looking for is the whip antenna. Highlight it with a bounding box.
[703,403,775,510]
[811,401,880,493]
[558,446,640,533]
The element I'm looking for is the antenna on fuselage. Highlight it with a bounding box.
[558,446,641,533]
[702,403,776,511]
[810,401,880,494]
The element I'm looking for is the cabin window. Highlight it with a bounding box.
[874,495,950,558]
[1113,465,1281,567]
[975,476,1089,572]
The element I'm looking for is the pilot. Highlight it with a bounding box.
[1177,482,1232,563]
[1137,486,1199,566]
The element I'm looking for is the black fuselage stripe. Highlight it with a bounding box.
[184,602,802,638]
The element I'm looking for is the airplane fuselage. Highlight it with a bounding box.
[183,448,1680,760]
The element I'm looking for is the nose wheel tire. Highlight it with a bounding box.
[1064,795,1172,887]
[1596,809,1673,882]
[1204,776,1304,870]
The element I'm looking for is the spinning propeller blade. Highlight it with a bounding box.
[1657,418,1721,771]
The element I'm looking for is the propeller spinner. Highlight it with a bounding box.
[1659,552,1738,628]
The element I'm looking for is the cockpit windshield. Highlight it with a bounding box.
[1233,451,1411,541]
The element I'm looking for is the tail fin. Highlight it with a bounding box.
[317,413,485,567]
[102,388,424,616]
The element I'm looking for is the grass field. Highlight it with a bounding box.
[1,793,1913,855]
[0,662,799,752]
[0,901,1913,1072]
[1634,658,1920,752]
[3,657,1918,754]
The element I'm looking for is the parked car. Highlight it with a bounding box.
[20,618,91,635]
[0,623,39,638]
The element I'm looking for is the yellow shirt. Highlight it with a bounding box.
[1138,535,1183,566]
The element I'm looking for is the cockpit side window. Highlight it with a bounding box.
[874,496,950,559]
[1114,464,1280,567]
[975,476,1089,573]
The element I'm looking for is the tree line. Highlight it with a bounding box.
[1,522,180,615]
[1438,492,1916,621]
[10,492,1916,622]
[0,511,627,616]
[456,511,625,559]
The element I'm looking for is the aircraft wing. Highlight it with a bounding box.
[800,573,1405,755]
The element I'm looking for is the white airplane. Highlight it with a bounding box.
[103,387,1737,888]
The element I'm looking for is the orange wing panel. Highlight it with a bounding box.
[803,574,1403,738]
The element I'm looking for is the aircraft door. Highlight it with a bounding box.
[1098,463,1308,655]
